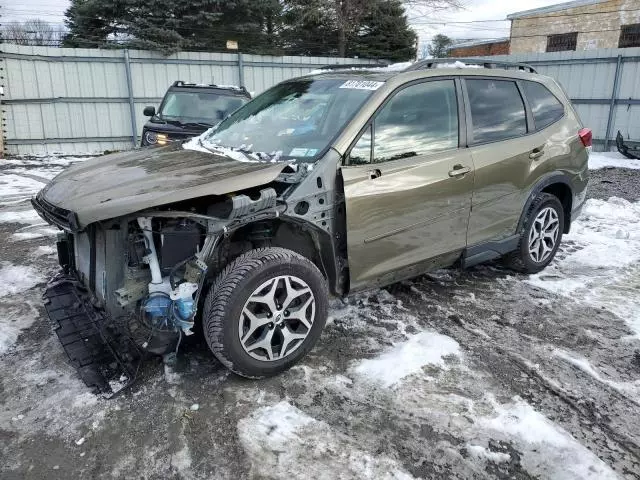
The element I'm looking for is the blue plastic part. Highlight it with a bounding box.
[144,295,172,320]
[174,298,195,321]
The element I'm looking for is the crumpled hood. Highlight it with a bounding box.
[41,144,288,227]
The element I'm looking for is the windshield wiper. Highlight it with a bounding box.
[183,122,212,128]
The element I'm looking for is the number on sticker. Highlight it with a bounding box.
[339,80,384,90]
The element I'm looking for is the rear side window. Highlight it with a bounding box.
[466,79,527,144]
[522,81,565,130]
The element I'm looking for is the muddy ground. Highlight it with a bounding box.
[1,156,639,479]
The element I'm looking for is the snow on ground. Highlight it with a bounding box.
[0,208,59,243]
[351,331,461,387]
[0,209,42,224]
[527,196,640,336]
[0,155,89,167]
[0,262,44,299]
[589,151,640,170]
[238,401,414,480]
[0,262,45,353]
[0,174,47,202]
[553,348,640,403]
[476,399,619,480]
[0,300,41,355]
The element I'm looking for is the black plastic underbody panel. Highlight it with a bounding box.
[43,273,140,396]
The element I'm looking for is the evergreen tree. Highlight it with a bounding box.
[280,0,338,56]
[63,0,125,48]
[351,0,417,61]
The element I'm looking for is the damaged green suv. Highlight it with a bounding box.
[33,59,590,393]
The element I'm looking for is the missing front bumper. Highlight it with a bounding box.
[43,273,140,396]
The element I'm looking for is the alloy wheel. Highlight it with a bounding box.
[528,207,560,263]
[238,275,316,361]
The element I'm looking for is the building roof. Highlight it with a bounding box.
[447,37,510,50]
[507,0,605,19]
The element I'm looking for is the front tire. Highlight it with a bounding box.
[505,193,565,274]
[203,247,328,378]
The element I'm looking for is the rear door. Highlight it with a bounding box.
[341,78,474,289]
[463,77,541,246]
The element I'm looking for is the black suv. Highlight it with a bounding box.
[141,81,251,147]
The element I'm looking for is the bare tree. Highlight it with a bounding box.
[2,19,63,46]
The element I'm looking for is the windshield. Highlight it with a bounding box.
[202,78,378,162]
[159,91,247,125]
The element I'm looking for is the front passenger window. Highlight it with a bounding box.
[373,80,458,163]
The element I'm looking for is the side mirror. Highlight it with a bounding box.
[143,106,156,116]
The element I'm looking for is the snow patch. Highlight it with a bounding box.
[0,262,44,298]
[351,331,461,387]
[589,151,640,170]
[238,401,415,479]
[171,444,192,473]
[0,174,46,199]
[72,392,99,409]
[527,197,640,336]
[434,61,483,69]
[553,349,640,402]
[477,399,618,479]
[34,245,56,256]
[0,209,42,225]
[466,444,511,463]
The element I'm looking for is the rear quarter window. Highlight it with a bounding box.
[522,81,565,130]
[466,79,527,144]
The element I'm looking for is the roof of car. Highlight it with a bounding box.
[168,81,251,96]
[300,59,539,83]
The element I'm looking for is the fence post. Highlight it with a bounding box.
[238,52,245,88]
[603,54,622,152]
[123,49,138,147]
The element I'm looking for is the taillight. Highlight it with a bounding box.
[578,128,592,147]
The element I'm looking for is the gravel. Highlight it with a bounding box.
[588,167,640,202]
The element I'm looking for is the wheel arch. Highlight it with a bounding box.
[225,218,344,296]
[518,173,573,234]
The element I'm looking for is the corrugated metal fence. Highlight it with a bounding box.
[476,47,640,151]
[2,44,640,155]
[0,44,376,155]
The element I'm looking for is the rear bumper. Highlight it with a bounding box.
[43,273,139,395]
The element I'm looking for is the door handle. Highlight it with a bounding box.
[448,165,471,177]
[529,148,545,159]
[368,168,382,179]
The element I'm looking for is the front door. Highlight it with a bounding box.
[341,79,474,290]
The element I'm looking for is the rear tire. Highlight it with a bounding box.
[505,193,564,274]
[203,247,328,378]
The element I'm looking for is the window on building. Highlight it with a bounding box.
[546,32,578,52]
[619,24,640,48]
[466,79,527,144]
[522,81,565,130]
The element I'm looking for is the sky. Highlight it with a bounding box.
[2,0,564,52]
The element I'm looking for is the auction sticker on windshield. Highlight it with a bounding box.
[339,80,384,90]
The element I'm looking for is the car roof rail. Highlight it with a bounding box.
[171,80,250,95]
[404,58,537,74]
[315,62,390,71]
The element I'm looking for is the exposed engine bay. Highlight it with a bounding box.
[44,187,284,394]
